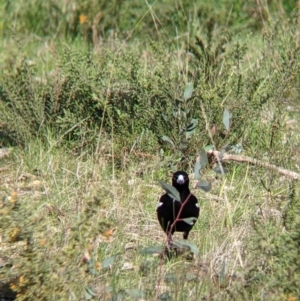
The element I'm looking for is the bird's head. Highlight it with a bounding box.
[172,171,189,190]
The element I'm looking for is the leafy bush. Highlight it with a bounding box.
[1,15,299,169]
[0,60,47,146]
[233,182,300,299]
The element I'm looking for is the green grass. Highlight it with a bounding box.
[1,0,300,300]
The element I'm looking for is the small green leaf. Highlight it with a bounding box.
[165,273,181,283]
[204,145,214,151]
[223,109,232,131]
[140,246,163,255]
[195,148,209,179]
[231,143,243,154]
[105,286,113,293]
[194,158,201,180]
[161,136,175,148]
[186,118,198,131]
[85,287,97,300]
[219,259,226,283]
[196,180,211,192]
[185,130,194,139]
[219,148,226,159]
[125,289,145,299]
[112,290,126,301]
[162,114,168,121]
[186,272,197,281]
[200,148,208,169]
[219,144,231,158]
[176,97,184,103]
[179,141,188,150]
[181,110,187,118]
[181,217,198,225]
[183,82,194,100]
[158,180,181,202]
[88,267,97,275]
[159,292,172,301]
[86,287,97,297]
[102,255,118,269]
[173,239,199,255]
[186,118,198,139]
[86,259,97,275]
[84,291,93,300]
[213,166,228,174]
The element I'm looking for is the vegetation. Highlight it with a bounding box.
[0,0,300,300]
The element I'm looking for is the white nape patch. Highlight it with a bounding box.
[195,203,200,208]
[157,202,163,208]
[177,174,185,184]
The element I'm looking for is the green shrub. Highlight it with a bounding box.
[1,15,299,168]
[239,182,300,299]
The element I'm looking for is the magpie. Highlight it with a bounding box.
[157,171,200,241]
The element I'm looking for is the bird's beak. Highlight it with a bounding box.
[177,174,185,184]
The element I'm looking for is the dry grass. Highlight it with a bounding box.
[1,136,297,300]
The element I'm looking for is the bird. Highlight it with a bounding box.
[157,171,200,241]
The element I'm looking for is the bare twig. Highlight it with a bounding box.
[208,150,300,180]
[167,193,192,242]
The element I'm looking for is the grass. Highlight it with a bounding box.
[1,0,300,300]
[1,137,298,300]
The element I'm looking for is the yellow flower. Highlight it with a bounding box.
[9,227,20,242]
[9,191,18,204]
[40,238,46,246]
[286,295,297,301]
[10,283,17,291]
[104,228,114,238]
[11,191,18,198]
[96,262,101,271]
[79,14,87,24]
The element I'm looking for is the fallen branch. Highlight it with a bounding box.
[207,150,300,180]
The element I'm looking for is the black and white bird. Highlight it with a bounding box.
[157,171,200,241]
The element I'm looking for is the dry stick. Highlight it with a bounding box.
[155,193,192,301]
[208,150,300,180]
[200,99,299,180]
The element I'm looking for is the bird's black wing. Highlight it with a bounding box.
[156,193,181,234]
